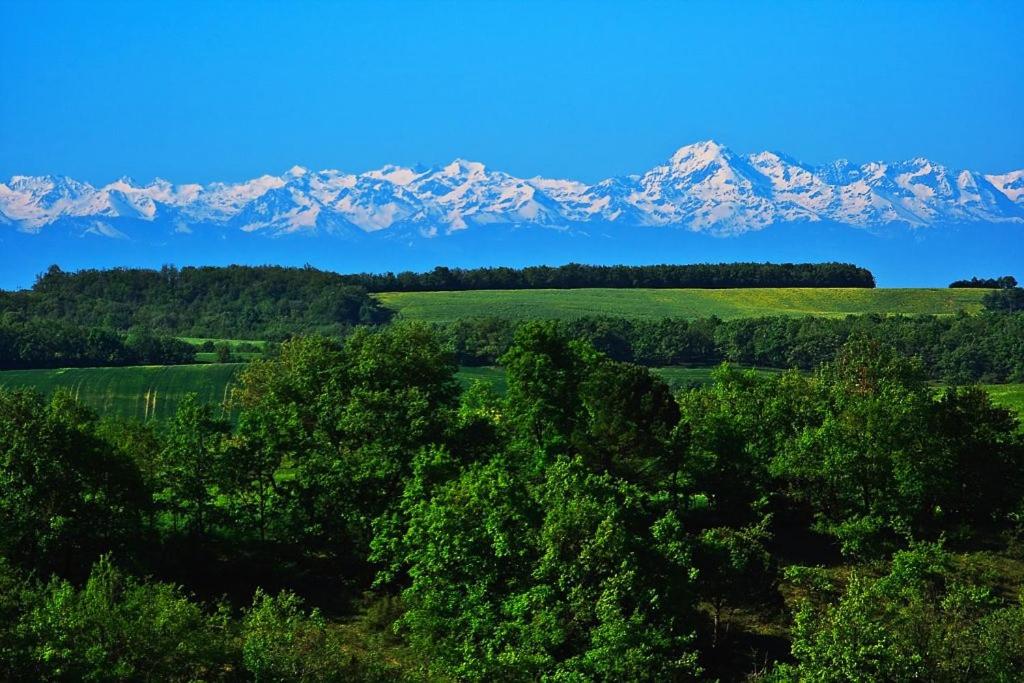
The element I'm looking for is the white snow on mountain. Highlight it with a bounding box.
[986,170,1024,205]
[2,142,1022,238]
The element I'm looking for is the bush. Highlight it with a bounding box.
[778,544,1024,681]
[8,557,236,681]
[243,590,402,682]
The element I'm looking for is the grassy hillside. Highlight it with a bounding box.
[377,287,988,322]
[0,364,243,421]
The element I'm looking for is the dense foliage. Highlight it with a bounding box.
[0,264,391,338]
[771,544,1024,681]
[336,262,876,291]
[1,324,1022,680]
[447,311,1024,383]
[0,319,195,369]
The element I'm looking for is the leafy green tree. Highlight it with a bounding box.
[678,366,817,530]
[0,388,147,577]
[770,340,937,556]
[157,393,231,538]
[927,386,1024,537]
[214,341,234,363]
[233,324,459,561]
[223,411,286,543]
[9,556,236,681]
[391,453,535,680]
[386,328,702,680]
[243,589,400,681]
[232,335,346,547]
[776,543,1024,682]
[323,321,459,540]
[575,356,680,483]
[695,516,775,648]
[500,321,593,466]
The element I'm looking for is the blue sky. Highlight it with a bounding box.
[2,0,1022,185]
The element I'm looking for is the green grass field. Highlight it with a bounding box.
[178,337,270,348]
[984,384,1024,418]
[0,364,243,422]
[376,287,988,322]
[179,338,269,364]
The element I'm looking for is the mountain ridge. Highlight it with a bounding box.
[2,141,1023,239]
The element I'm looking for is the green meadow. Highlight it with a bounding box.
[984,383,1024,418]
[376,287,988,322]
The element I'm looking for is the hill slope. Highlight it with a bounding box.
[377,287,989,322]
[0,364,241,421]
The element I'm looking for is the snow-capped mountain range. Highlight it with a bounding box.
[2,141,1023,239]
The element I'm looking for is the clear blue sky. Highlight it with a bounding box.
[2,0,1022,185]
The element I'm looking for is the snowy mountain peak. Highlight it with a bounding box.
[365,165,420,186]
[668,140,731,168]
[441,159,488,177]
[2,143,1021,237]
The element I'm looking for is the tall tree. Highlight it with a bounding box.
[157,394,230,539]
[0,389,147,577]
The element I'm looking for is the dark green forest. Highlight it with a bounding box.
[949,275,1017,289]
[2,323,1023,681]
[447,312,1024,383]
[0,320,196,369]
[0,265,392,339]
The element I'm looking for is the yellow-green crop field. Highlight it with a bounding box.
[376,287,988,322]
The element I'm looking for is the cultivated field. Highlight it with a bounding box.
[376,287,989,322]
[0,364,243,421]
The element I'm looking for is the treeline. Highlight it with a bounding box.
[0,264,392,339]
[0,320,195,369]
[1,324,1022,680]
[335,261,876,291]
[950,275,1017,288]
[0,263,875,345]
[446,311,1024,383]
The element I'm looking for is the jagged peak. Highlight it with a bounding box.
[668,140,731,165]
[441,158,488,176]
